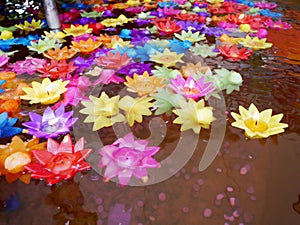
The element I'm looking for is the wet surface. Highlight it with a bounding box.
[1,0,300,225]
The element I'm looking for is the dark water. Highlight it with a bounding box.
[1,0,300,225]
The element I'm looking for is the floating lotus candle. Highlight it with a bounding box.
[173,99,215,134]
[71,38,102,53]
[25,135,93,185]
[231,104,289,138]
[22,105,78,138]
[169,75,215,100]
[124,71,165,96]
[218,45,253,61]
[238,35,272,51]
[118,96,154,126]
[94,52,131,69]
[21,78,69,105]
[98,133,160,185]
[150,48,184,67]
[43,46,78,61]
[63,24,93,37]
[80,92,125,131]
[36,60,78,79]
[27,37,60,54]
[155,18,182,36]
[15,18,44,34]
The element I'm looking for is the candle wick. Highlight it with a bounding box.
[255,120,258,126]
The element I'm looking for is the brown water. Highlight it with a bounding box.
[1,0,300,225]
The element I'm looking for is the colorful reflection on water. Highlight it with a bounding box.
[1,0,300,225]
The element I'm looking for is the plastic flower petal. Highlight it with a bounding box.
[231,104,289,138]
[0,112,22,138]
[0,54,10,67]
[124,71,165,96]
[169,75,215,100]
[150,48,184,67]
[173,99,215,134]
[94,69,125,85]
[21,78,69,105]
[151,66,180,82]
[22,105,78,138]
[80,92,125,131]
[151,87,186,115]
[0,136,46,184]
[118,96,154,126]
[98,133,160,185]
[238,35,272,51]
[25,134,93,185]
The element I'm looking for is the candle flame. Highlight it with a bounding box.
[253,112,260,125]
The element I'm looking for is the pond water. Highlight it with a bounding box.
[0,0,300,225]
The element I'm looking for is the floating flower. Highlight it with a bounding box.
[190,43,219,58]
[0,136,46,184]
[155,18,182,36]
[94,69,125,85]
[117,62,152,77]
[42,30,67,43]
[174,30,206,43]
[150,48,184,67]
[42,46,78,61]
[71,38,102,54]
[98,133,160,185]
[9,57,46,75]
[101,14,133,27]
[21,78,69,105]
[218,45,253,61]
[0,112,22,138]
[94,52,131,70]
[214,68,243,94]
[63,24,93,37]
[180,62,210,79]
[124,71,165,96]
[168,38,192,54]
[238,35,272,50]
[55,75,91,108]
[264,19,292,30]
[22,105,78,138]
[254,1,277,10]
[0,99,21,117]
[80,92,125,131]
[27,37,60,54]
[118,96,154,126]
[151,66,180,82]
[25,135,92,185]
[231,104,288,138]
[151,87,186,115]
[15,18,44,34]
[219,34,241,45]
[169,75,215,100]
[173,99,215,134]
[36,60,78,79]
